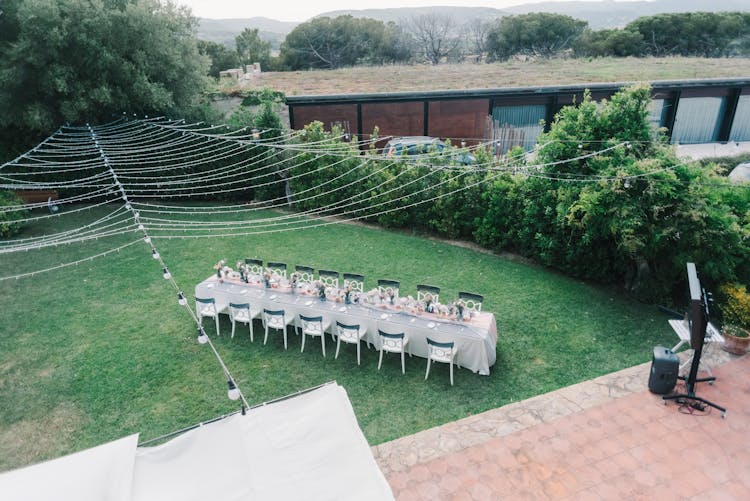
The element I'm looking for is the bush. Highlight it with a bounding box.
[719,283,750,332]
[0,190,27,238]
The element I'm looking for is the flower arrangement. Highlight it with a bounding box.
[213,259,226,279]
[289,272,299,293]
[317,281,327,301]
[263,268,271,288]
[453,299,466,321]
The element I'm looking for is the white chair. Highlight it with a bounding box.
[377,279,400,299]
[267,261,287,279]
[196,297,223,336]
[377,330,409,374]
[458,292,483,313]
[343,273,365,293]
[335,321,365,365]
[319,269,339,289]
[294,265,315,286]
[244,258,264,278]
[417,284,441,305]
[299,314,326,357]
[263,309,289,350]
[228,302,257,341]
[425,337,459,386]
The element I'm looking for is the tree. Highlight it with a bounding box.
[0,0,209,156]
[198,40,241,77]
[404,13,464,65]
[573,28,644,58]
[235,27,271,70]
[465,18,494,62]
[627,12,750,57]
[279,16,409,70]
[487,13,587,61]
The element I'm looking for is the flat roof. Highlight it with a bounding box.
[286,77,750,105]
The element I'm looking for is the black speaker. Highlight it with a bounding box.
[648,346,679,394]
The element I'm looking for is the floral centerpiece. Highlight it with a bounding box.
[289,272,299,294]
[263,268,271,288]
[213,259,226,279]
[454,299,465,321]
[314,280,326,301]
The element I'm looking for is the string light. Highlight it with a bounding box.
[143,235,151,244]
[178,291,187,306]
[152,249,160,259]
[227,380,240,401]
[162,267,171,280]
[197,327,209,345]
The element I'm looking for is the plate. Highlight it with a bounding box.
[380,313,388,320]
[240,289,248,295]
[427,322,436,328]
[339,307,347,312]
[269,294,277,300]
[206,283,214,288]
[305,300,313,306]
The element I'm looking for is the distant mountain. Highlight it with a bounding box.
[505,0,750,29]
[197,17,298,48]
[314,6,506,25]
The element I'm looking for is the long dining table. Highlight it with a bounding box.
[195,276,498,375]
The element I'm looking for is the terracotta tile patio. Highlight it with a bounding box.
[373,349,750,500]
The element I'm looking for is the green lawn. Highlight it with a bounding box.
[0,204,675,471]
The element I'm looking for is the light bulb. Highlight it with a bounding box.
[133,211,140,218]
[137,223,144,231]
[152,249,160,259]
[143,235,151,244]
[162,267,171,280]
[227,380,240,401]
[178,292,187,306]
[197,328,208,344]
[125,203,132,210]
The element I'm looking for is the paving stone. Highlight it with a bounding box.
[380,350,748,499]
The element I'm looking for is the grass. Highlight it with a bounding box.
[230,57,750,96]
[0,204,676,471]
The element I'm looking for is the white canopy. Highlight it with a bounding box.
[1,384,394,501]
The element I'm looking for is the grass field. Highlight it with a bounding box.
[0,204,676,472]
[231,57,750,96]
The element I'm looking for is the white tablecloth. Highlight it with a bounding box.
[195,276,498,375]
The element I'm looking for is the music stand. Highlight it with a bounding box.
[662,263,726,417]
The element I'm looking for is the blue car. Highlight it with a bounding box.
[383,136,476,165]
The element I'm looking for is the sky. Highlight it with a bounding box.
[176,0,644,23]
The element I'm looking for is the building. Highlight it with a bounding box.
[286,77,750,149]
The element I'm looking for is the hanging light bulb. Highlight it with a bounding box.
[624,178,632,189]
[162,267,171,280]
[133,211,140,218]
[227,379,240,401]
[137,223,144,231]
[125,203,132,211]
[143,235,151,244]
[178,291,187,306]
[152,249,160,259]
[197,327,208,344]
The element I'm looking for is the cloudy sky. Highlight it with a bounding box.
[176,0,642,22]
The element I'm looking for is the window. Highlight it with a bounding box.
[670,97,726,144]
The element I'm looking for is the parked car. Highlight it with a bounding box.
[383,136,476,165]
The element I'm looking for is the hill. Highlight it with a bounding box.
[314,6,506,24]
[197,17,298,48]
[505,0,750,29]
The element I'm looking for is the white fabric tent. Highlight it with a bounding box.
[1,384,394,501]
